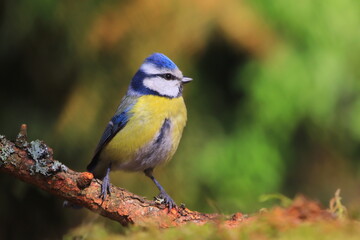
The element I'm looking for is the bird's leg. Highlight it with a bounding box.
[144,168,176,209]
[99,163,112,200]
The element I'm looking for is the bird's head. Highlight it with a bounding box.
[129,53,192,98]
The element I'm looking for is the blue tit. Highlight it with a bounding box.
[87,53,192,209]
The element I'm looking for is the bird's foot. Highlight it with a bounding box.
[155,191,176,210]
[99,175,111,201]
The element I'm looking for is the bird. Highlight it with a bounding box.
[86,53,192,209]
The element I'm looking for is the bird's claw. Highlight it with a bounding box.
[99,176,111,201]
[155,192,176,210]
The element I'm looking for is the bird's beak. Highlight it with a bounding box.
[181,77,193,84]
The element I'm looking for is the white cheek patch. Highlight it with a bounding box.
[143,77,181,97]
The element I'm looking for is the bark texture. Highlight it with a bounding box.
[0,124,245,228]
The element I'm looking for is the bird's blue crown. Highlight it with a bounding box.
[128,53,181,98]
[144,53,178,70]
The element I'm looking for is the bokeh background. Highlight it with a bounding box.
[1,0,360,239]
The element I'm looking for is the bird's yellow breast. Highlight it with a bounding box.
[100,95,187,170]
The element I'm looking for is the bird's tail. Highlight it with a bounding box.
[87,153,99,173]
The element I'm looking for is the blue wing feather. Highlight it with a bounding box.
[87,95,137,173]
[96,112,129,155]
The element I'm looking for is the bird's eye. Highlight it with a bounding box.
[164,74,173,80]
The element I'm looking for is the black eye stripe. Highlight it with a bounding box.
[149,73,178,80]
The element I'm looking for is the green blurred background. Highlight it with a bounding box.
[1,0,360,239]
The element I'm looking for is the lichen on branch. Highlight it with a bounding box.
[0,124,245,228]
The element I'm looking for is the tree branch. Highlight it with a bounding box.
[0,124,245,228]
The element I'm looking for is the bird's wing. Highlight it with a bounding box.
[87,95,137,172]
